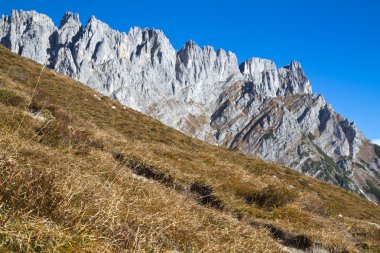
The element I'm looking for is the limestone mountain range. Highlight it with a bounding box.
[1,10,379,203]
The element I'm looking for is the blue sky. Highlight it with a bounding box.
[1,0,379,141]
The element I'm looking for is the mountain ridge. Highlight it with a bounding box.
[1,9,379,203]
[0,43,379,252]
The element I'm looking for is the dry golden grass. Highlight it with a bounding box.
[0,45,379,252]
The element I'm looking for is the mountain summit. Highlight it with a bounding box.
[1,10,379,203]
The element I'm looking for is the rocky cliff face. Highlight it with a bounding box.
[1,10,379,203]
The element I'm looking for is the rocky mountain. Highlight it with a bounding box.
[1,10,379,203]
[2,43,380,253]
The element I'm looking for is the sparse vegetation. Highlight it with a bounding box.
[0,88,25,106]
[244,185,298,209]
[262,129,275,140]
[335,173,349,188]
[366,180,380,202]
[308,132,315,141]
[0,45,379,252]
[375,144,380,158]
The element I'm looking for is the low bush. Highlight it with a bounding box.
[0,88,25,106]
[245,185,298,209]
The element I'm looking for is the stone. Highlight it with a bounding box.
[1,10,379,203]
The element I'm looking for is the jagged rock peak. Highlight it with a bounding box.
[183,40,198,49]
[58,11,81,29]
[10,9,52,23]
[142,28,171,42]
[282,60,305,80]
[84,15,110,31]
[57,11,82,48]
[285,60,302,69]
[59,11,80,28]
[87,15,98,23]
[1,10,55,65]
[238,57,313,97]
[1,13,9,22]
[279,60,312,95]
[126,27,172,47]
[239,57,280,97]
[176,39,241,88]
[239,57,277,74]
[180,40,235,59]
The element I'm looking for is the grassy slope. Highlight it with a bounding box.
[0,45,379,252]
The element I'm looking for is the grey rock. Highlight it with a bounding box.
[1,10,379,203]
[239,58,311,97]
[1,10,56,65]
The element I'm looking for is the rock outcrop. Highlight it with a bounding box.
[1,10,379,203]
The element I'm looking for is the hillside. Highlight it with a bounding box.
[1,10,379,203]
[0,46,380,252]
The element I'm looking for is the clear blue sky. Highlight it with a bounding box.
[1,0,379,140]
